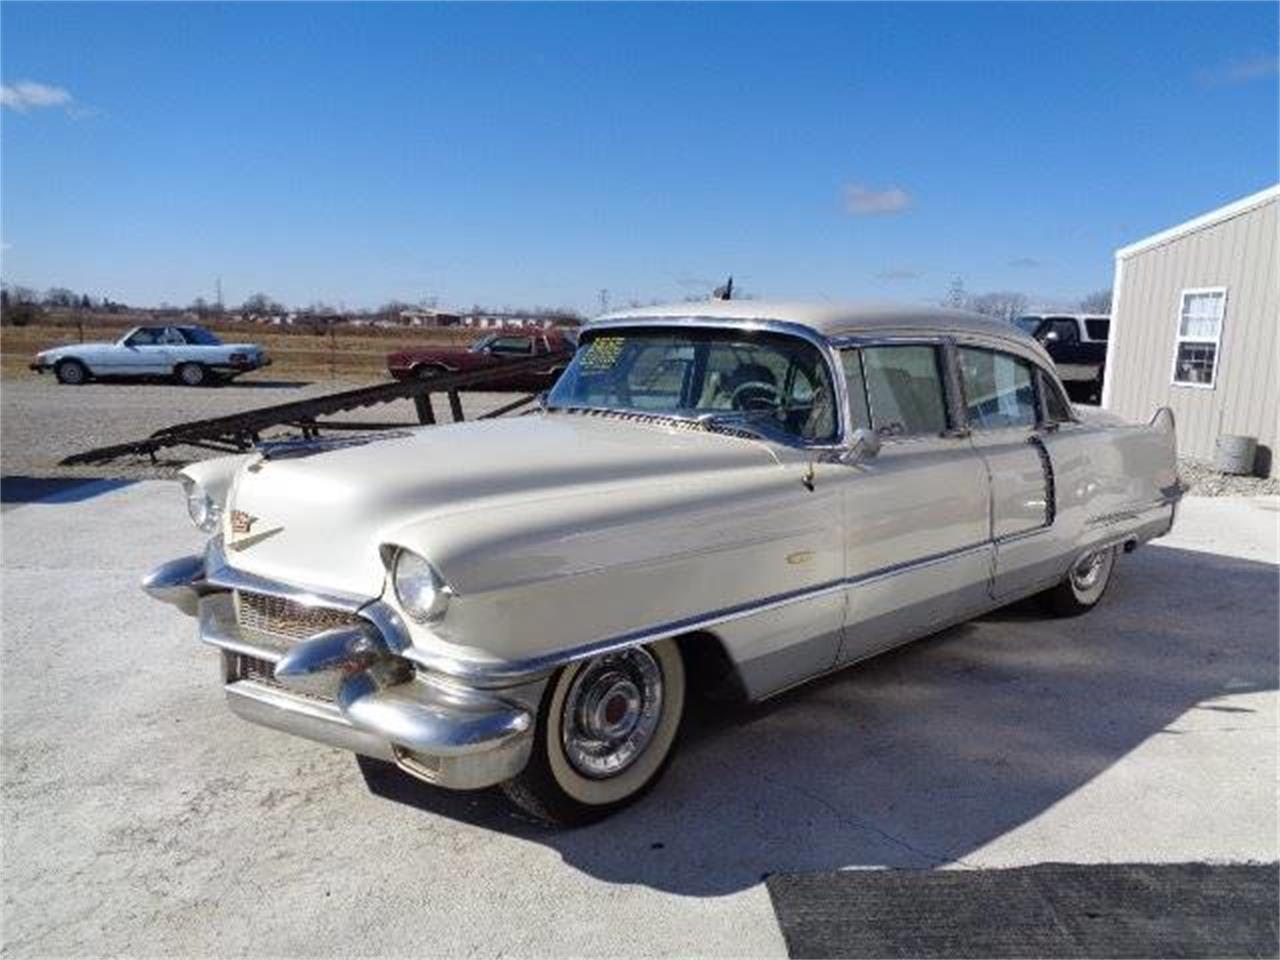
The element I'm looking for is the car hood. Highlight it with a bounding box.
[41,341,114,356]
[221,413,783,598]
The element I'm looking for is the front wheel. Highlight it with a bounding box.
[502,639,685,825]
[1038,544,1118,616]
[54,359,89,385]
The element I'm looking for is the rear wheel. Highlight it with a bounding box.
[1038,544,1118,616]
[502,639,685,825]
[176,362,208,387]
[54,359,89,385]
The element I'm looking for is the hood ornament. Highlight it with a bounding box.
[230,510,257,535]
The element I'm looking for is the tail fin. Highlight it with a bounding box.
[1148,405,1176,435]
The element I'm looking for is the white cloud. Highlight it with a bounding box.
[1198,56,1279,86]
[1,80,74,113]
[843,183,912,216]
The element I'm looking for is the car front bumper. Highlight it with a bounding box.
[142,544,540,790]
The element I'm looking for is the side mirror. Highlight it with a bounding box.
[839,427,881,465]
[1043,330,1060,342]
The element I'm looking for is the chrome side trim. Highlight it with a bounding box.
[397,539,993,687]
[1086,494,1181,529]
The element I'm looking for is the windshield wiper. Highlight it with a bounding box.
[696,411,782,442]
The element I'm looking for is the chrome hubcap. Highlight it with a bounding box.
[562,648,663,779]
[1072,550,1106,590]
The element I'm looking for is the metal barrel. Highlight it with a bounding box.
[1213,434,1258,476]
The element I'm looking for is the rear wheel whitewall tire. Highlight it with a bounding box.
[1039,544,1118,616]
[502,639,685,825]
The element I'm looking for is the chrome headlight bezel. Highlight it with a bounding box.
[181,476,222,533]
[391,548,452,623]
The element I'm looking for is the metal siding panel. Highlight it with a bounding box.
[1111,198,1278,473]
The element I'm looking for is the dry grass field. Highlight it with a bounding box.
[0,315,499,381]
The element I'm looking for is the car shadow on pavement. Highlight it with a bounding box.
[360,542,1277,896]
[0,475,134,511]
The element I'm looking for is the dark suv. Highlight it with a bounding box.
[1016,314,1109,404]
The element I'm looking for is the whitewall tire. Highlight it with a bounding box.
[1039,544,1118,616]
[502,639,685,824]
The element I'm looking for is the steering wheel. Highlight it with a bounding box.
[730,380,784,412]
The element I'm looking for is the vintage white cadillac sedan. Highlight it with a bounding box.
[145,302,1182,823]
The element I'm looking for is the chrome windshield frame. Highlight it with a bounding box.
[558,315,852,452]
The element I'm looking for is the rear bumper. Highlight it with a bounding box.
[143,546,539,790]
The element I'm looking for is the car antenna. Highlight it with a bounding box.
[712,276,734,300]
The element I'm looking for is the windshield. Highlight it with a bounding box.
[1014,316,1042,335]
[469,335,494,352]
[547,327,838,443]
[180,327,222,345]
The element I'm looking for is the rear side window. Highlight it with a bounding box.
[1085,318,1109,341]
[857,345,950,438]
[488,336,533,355]
[1038,368,1073,423]
[959,347,1037,429]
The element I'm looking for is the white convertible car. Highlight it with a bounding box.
[31,324,269,386]
[145,302,1182,823]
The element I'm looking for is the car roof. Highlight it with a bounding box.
[595,299,1036,345]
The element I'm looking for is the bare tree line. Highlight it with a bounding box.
[944,277,1112,323]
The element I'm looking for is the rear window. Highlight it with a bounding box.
[1085,318,1110,341]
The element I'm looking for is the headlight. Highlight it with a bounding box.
[181,477,222,533]
[392,549,451,623]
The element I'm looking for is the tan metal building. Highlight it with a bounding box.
[1103,185,1279,476]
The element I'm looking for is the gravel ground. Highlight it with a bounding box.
[3,372,1276,497]
[0,371,521,480]
[1178,456,1280,497]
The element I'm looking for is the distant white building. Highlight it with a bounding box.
[398,308,461,327]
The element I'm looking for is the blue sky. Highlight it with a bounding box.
[2,2,1276,313]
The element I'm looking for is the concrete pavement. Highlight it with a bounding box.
[2,486,1275,956]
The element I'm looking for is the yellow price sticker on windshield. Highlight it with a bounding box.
[581,336,624,371]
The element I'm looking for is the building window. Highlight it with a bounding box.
[1172,288,1226,388]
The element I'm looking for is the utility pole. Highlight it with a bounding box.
[598,289,609,315]
[215,276,223,311]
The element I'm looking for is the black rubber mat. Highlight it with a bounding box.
[766,862,1279,958]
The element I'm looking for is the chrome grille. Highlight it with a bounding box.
[234,590,361,642]
[234,652,278,685]
[229,651,334,703]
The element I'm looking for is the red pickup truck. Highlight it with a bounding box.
[386,328,578,392]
